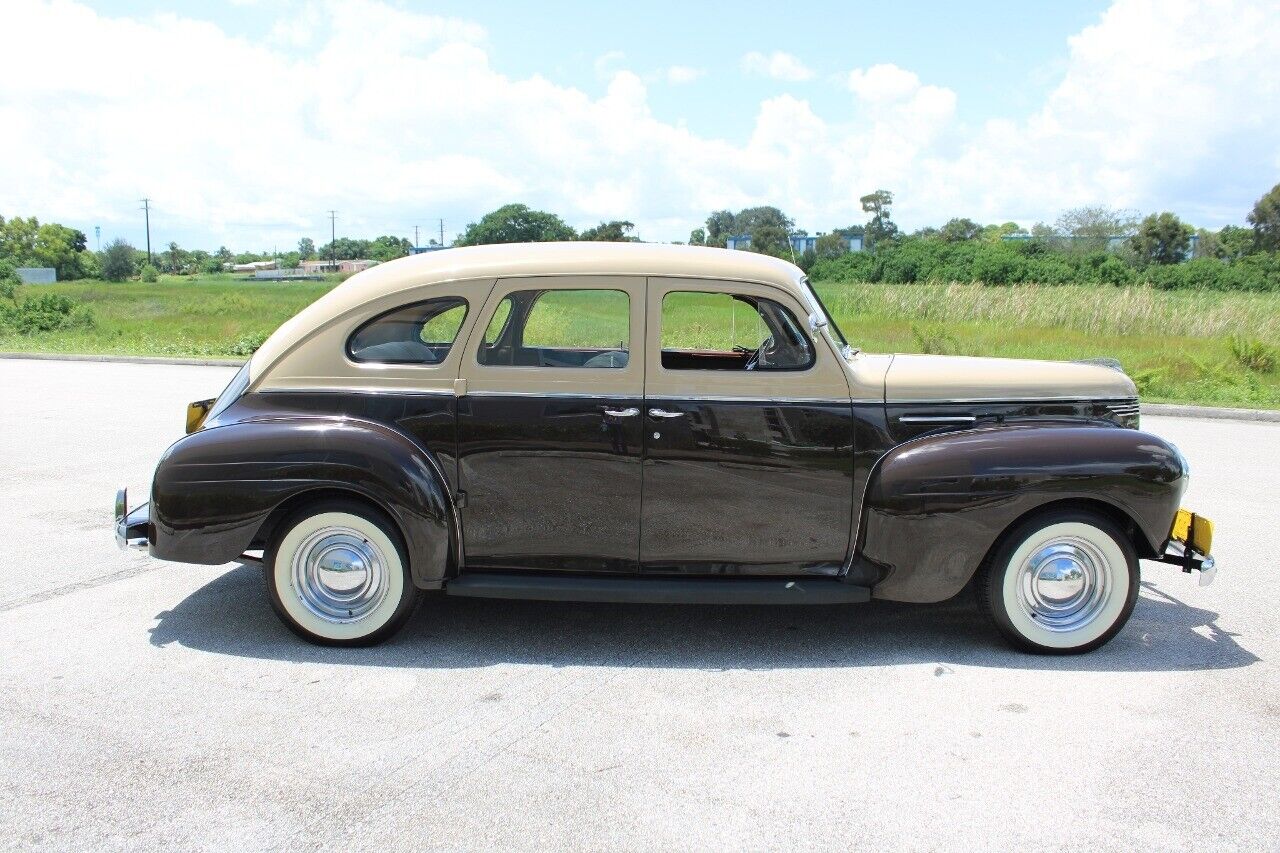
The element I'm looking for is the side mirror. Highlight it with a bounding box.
[808,312,828,332]
[186,398,215,434]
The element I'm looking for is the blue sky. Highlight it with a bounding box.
[2,0,1276,251]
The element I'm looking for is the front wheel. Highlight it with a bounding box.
[265,499,419,646]
[981,510,1139,654]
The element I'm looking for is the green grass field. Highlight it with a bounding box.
[2,274,1277,408]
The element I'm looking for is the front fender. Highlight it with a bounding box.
[859,422,1187,603]
[150,415,456,587]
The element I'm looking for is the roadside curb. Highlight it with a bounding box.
[2,351,1277,422]
[1142,402,1280,423]
[0,352,242,368]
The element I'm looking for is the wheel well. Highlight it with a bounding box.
[250,487,407,555]
[980,498,1156,572]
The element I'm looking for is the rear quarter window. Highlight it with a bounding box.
[347,297,468,364]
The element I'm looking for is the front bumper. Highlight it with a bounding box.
[1155,509,1216,587]
[114,487,151,552]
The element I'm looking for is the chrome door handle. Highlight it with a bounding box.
[648,408,685,419]
[602,407,639,418]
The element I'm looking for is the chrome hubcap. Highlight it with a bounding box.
[291,527,387,623]
[1016,536,1110,632]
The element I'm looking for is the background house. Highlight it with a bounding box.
[725,234,864,254]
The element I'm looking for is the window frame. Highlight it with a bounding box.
[658,289,817,373]
[476,286,633,370]
[345,296,470,366]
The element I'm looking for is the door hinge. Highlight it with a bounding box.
[455,490,468,508]
[453,378,467,397]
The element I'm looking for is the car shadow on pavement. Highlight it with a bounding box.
[149,564,1258,673]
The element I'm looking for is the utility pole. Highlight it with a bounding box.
[439,218,445,247]
[413,225,419,249]
[328,210,337,270]
[139,198,152,263]
[94,226,100,252]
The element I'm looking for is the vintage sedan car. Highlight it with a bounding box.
[114,242,1215,652]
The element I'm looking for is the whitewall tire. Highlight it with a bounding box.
[265,499,419,646]
[982,510,1139,654]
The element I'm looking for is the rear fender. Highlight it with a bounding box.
[858,422,1187,603]
[150,415,457,587]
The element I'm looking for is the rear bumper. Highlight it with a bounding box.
[114,487,151,552]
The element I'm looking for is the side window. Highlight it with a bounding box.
[478,289,630,368]
[347,297,467,364]
[661,291,813,371]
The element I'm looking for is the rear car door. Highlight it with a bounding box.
[456,276,645,573]
[640,278,856,576]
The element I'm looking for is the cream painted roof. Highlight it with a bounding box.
[250,242,805,381]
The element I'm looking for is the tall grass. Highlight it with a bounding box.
[816,282,1280,340]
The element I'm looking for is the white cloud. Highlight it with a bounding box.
[0,0,1277,249]
[665,65,704,85]
[740,51,814,82]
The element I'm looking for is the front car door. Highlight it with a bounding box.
[456,276,645,573]
[640,278,856,576]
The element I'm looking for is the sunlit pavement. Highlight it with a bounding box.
[1,358,1275,851]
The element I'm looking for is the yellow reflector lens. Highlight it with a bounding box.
[1171,509,1213,555]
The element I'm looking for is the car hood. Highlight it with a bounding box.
[884,353,1137,403]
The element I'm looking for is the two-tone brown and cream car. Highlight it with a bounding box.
[114,242,1215,652]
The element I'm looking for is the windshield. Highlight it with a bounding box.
[206,359,252,423]
[801,278,850,349]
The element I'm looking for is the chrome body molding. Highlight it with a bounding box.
[898,415,978,425]
[885,395,1138,405]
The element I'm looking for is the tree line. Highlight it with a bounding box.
[3,181,1277,290]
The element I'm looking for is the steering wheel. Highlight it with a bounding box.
[744,336,775,371]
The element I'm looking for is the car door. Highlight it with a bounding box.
[456,276,645,573]
[640,278,856,576]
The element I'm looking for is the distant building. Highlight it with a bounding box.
[230,260,278,273]
[408,245,449,255]
[16,267,56,284]
[300,259,376,274]
[725,234,863,254]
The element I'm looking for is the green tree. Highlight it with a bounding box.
[815,232,851,259]
[1247,182,1280,252]
[860,190,898,249]
[1129,212,1193,266]
[1212,225,1255,261]
[454,204,576,246]
[578,220,638,242]
[316,238,372,260]
[1054,205,1139,252]
[298,237,316,260]
[0,215,39,262]
[980,222,1022,242]
[0,258,21,302]
[940,217,982,242]
[101,239,137,281]
[160,241,191,274]
[140,263,158,283]
[688,227,706,246]
[369,235,412,262]
[704,210,736,245]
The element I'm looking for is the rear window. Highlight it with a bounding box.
[347,297,468,364]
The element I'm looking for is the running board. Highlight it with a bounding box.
[445,573,871,605]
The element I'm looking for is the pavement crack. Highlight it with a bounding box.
[0,560,166,613]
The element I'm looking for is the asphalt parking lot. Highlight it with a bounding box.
[1,358,1276,852]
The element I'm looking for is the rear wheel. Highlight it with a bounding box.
[265,499,419,646]
[981,509,1139,654]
